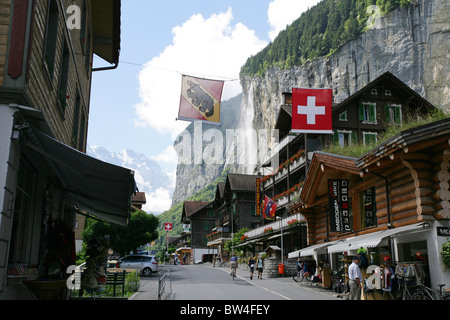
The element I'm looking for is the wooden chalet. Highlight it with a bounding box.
[180,201,218,264]
[289,118,450,294]
[262,72,436,219]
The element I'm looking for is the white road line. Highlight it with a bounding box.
[216,267,292,300]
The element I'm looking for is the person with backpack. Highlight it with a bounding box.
[256,256,264,279]
[248,256,256,280]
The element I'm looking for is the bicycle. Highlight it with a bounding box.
[292,270,315,284]
[230,262,237,280]
[410,283,450,300]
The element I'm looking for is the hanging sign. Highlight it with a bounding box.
[256,178,261,216]
[328,179,351,232]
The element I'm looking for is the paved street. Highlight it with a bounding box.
[131,264,341,301]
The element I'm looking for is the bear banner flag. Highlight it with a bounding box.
[263,195,277,220]
[178,75,224,125]
[291,88,333,134]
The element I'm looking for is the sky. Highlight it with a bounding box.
[88,0,322,213]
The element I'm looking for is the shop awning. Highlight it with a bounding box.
[327,223,431,254]
[348,223,431,251]
[23,128,136,227]
[288,242,334,258]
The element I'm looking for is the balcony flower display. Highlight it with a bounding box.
[263,227,274,234]
[240,235,248,242]
[261,150,306,183]
[273,181,304,202]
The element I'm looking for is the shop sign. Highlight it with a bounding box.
[437,227,450,237]
[328,179,351,232]
[256,178,261,216]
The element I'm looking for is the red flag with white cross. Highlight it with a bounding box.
[291,88,333,134]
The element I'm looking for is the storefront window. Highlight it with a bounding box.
[360,187,377,228]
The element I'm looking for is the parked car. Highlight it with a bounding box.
[119,254,158,276]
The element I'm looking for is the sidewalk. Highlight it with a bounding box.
[130,267,170,300]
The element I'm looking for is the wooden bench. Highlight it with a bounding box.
[105,270,126,297]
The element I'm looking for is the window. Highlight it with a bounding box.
[57,38,70,116]
[72,90,81,148]
[359,103,377,123]
[385,89,392,96]
[9,158,37,263]
[85,25,92,74]
[360,187,377,229]
[43,0,59,79]
[339,111,348,122]
[363,132,377,146]
[78,113,86,152]
[371,88,378,95]
[385,104,402,125]
[79,0,87,49]
[333,130,357,147]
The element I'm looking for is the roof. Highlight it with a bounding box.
[215,182,226,200]
[182,201,211,221]
[333,71,434,112]
[357,117,450,170]
[300,151,359,206]
[299,117,450,208]
[225,173,262,192]
[132,192,146,204]
[91,0,121,65]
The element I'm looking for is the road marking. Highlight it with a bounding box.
[216,267,292,300]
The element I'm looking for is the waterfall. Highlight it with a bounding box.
[238,82,258,174]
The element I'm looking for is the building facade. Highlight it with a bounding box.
[0,0,130,300]
[289,119,450,295]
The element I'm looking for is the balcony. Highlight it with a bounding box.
[273,182,303,206]
[244,213,306,239]
[206,231,232,245]
[262,150,306,189]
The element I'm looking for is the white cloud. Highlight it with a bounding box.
[143,187,173,215]
[150,145,178,166]
[134,8,267,139]
[268,0,322,41]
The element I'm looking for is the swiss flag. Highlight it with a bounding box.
[164,223,173,231]
[292,88,333,134]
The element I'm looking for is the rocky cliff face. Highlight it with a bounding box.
[171,0,449,206]
[241,0,449,147]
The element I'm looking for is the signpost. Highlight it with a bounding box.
[164,223,173,264]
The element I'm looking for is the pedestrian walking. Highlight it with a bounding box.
[256,256,264,279]
[348,256,363,300]
[248,256,255,280]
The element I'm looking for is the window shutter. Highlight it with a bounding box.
[394,106,401,124]
[369,105,376,122]
[385,105,391,123]
[359,104,365,121]
[351,131,358,146]
[333,131,339,145]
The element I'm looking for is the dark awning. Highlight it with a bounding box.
[23,127,136,227]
